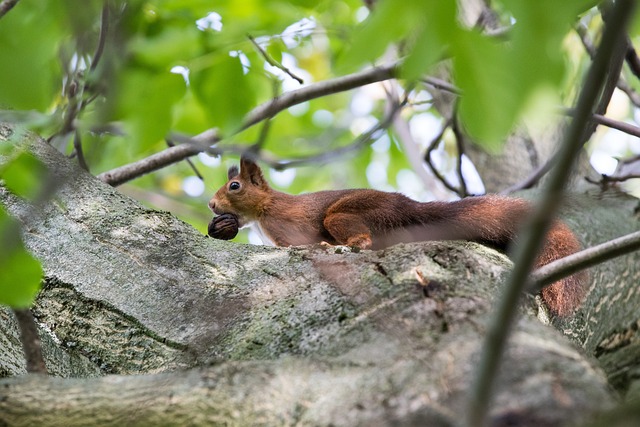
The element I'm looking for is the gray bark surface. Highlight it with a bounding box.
[0,124,638,425]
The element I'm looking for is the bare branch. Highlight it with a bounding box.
[240,62,398,132]
[73,130,89,172]
[422,77,462,96]
[0,0,19,19]
[624,35,640,80]
[97,129,220,186]
[562,107,640,138]
[423,118,465,195]
[98,63,399,186]
[12,309,47,374]
[89,2,110,73]
[451,113,469,197]
[259,96,407,170]
[529,230,640,293]
[500,159,554,194]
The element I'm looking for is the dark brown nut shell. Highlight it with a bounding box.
[208,213,239,240]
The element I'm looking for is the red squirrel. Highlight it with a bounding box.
[208,156,586,316]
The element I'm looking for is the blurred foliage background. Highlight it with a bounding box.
[2,0,640,305]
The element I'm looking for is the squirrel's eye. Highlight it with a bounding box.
[229,181,241,191]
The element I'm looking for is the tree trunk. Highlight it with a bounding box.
[1,123,639,425]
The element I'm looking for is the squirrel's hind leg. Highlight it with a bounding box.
[323,213,373,249]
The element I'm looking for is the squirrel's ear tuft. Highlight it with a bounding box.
[240,156,267,187]
[227,165,239,180]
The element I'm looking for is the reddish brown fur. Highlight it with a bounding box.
[209,157,586,316]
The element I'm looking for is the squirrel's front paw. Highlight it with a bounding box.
[318,242,361,254]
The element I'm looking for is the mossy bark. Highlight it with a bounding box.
[0,124,638,425]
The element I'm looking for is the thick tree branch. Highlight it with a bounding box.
[467,1,636,425]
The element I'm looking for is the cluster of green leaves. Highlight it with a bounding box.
[0,140,46,308]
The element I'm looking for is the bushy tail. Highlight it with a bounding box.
[536,221,588,316]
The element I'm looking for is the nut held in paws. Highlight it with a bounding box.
[208,213,239,240]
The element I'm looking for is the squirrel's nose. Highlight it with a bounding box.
[208,200,216,212]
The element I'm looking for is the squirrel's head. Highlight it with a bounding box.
[208,156,271,227]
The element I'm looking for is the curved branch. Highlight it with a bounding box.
[239,62,398,131]
[98,63,399,186]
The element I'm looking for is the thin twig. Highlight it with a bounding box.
[624,35,640,79]
[500,159,554,194]
[13,309,47,374]
[165,138,202,180]
[73,130,89,172]
[89,2,110,73]
[248,34,303,84]
[619,153,640,166]
[424,118,462,195]
[451,112,469,197]
[422,77,462,95]
[0,0,19,19]
[252,118,272,153]
[262,96,407,170]
[586,172,640,187]
[467,1,635,426]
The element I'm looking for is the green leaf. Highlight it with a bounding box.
[113,69,187,151]
[337,0,429,73]
[0,2,62,110]
[504,0,588,90]
[400,1,458,81]
[130,26,201,70]
[266,38,285,65]
[0,209,43,308]
[172,91,210,134]
[454,0,592,148]
[0,152,48,200]
[453,31,519,150]
[190,53,256,134]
